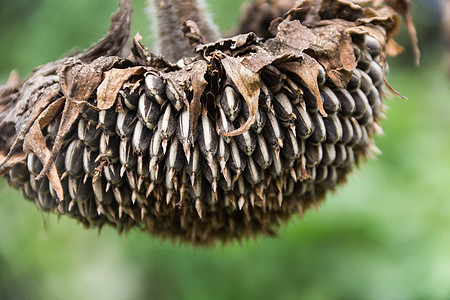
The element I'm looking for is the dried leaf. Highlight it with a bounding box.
[283,0,320,25]
[274,19,317,50]
[97,66,145,110]
[221,56,260,136]
[387,39,404,56]
[348,25,406,98]
[277,53,327,116]
[196,33,258,55]
[131,34,177,69]
[309,24,357,88]
[23,97,66,200]
[242,45,296,73]
[189,60,208,141]
[319,0,365,21]
[36,56,128,180]
[0,152,27,176]
[0,87,60,170]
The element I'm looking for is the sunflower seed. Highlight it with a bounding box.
[138,93,161,130]
[83,148,99,177]
[308,112,326,145]
[323,114,343,144]
[273,92,296,122]
[315,166,328,183]
[302,85,319,112]
[357,50,372,72]
[346,69,361,92]
[203,154,219,193]
[270,147,284,177]
[149,130,164,171]
[348,117,363,147]
[116,107,137,140]
[235,175,248,210]
[365,35,381,59]
[103,161,123,187]
[165,79,184,111]
[282,127,302,161]
[333,144,347,166]
[283,77,302,103]
[119,140,137,174]
[99,132,120,163]
[176,106,193,159]
[359,70,374,95]
[367,85,382,111]
[293,103,313,138]
[186,145,202,185]
[98,108,117,134]
[113,184,132,206]
[119,83,140,111]
[352,89,370,119]
[234,118,256,156]
[166,137,184,176]
[305,142,323,166]
[244,156,262,185]
[68,176,92,202]
[253,133,272,169]
[261,65,285,93]
[321,86,340,115]
[198,113,218,167]
[92,177,113,206]
[30,175,49,194]
[27,153,43,176]
[321,143,336,166]
[22,182,38,201]
[263,108,284,150]
[368,60,383,87]
[145,73,166,105]
[216,136,230,178]
[65,140,85,177]
[78,118,101,148]
[220,85,241,122]
[80,105,99,125]
[37,192,56,212]
[321,166,338,188]
[339,117,354,145]
[317,64,327,86]
[333,88,355,117]
[341,146,355,168]
[259,81,272,108]
[157,104,176,153]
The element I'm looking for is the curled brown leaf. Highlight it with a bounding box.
[221,56,261,137]
[0,152,27,176]
[96,66,145,110]
[277,53,327,116]
[23,97,66,200]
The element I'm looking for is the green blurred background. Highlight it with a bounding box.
[0,0,448,299]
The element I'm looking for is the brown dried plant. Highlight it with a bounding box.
[0,0,418,245]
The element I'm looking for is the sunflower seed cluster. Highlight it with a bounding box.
[6,35,385,244]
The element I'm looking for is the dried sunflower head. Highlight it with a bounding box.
[0,0,418,246]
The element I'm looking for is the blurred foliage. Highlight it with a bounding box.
[0,0,449,299]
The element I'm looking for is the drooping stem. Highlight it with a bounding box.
[152,0,220,62]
